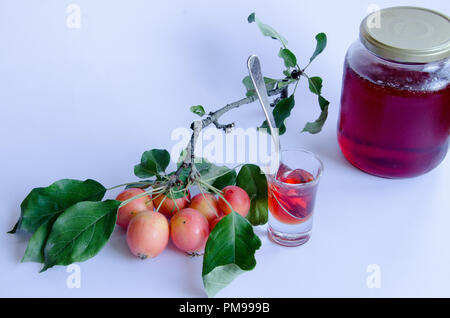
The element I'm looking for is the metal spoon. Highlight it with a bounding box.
[247,55,281,154]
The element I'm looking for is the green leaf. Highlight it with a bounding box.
[211,168,237,191]
[262,78,278,91]
[242,76,277,98]
[242,76,256,97]
[198,160,237,191]
[310,33,327,63]
[193,157,213,173]
[9,179,106,234]
[236,165,268,226]
[202,264,245,297]
[308,76,323,95]
[278,48,297,68]
[302,96,330,134]
[242,75,254,91]
[247,12,255,23]
[21,217,57,263]
[134,149,170,178]
[248,12,288,47]
[41,200,120,272]
[190,105,206,117]
[171,157,236,194]
[318,95,330,111]
[259,95,295,136]
[202,212,261,297]
[303,74,329,134]
[283,70,291,77]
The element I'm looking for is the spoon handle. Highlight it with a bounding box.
[247,55,280,151]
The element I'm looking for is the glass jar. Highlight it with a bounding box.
[338,7,450,178]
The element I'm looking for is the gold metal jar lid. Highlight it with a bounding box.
[360,6,450,63]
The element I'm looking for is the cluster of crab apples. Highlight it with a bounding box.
[115,186,251,259]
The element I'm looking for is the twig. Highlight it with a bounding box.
[212,120,235,133]
[175,84,295,179]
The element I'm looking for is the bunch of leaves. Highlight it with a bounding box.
[9,179,120,271]
[189,14,329,134]
[247,12,329,135]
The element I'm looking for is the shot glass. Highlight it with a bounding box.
[267,149,324,247]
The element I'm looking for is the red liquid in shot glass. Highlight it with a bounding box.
[268,164,318,225]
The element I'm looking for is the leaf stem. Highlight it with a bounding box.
[107,181,154,191]
[197,185,219,218]
[118,186,165,208]
[155,195,167,213]
[195,179,236,214]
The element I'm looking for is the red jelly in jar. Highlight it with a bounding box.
[338,7,450,178]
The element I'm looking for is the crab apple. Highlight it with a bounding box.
[126,211,169,259]
[170,208,210,253]
[115,188,154,228]
[188,193,220,223]
[152,191,191,218]
[218,186,250,217]
[210,216,225,231]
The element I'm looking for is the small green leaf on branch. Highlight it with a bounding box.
[302,96,330,134]
[248,12,288,47]
[197,159,237,191]
[134,149,171,178]
[242,76,277,97]
[190,105,206,117]
[260,95,295,136]
[247,12,256,23]
[309,33,327,63]
[278,48,297,68]
[308,76,323,95]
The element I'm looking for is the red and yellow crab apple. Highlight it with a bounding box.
[170,208,210,253]
[126,211,169,259]
[188,193,221,223]
[115,188,154,228]
[218,186,250,217]
[152,191,191,218]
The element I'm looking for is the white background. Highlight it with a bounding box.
[1,0,449,297]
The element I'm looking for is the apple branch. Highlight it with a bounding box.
[176,85,289,180]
